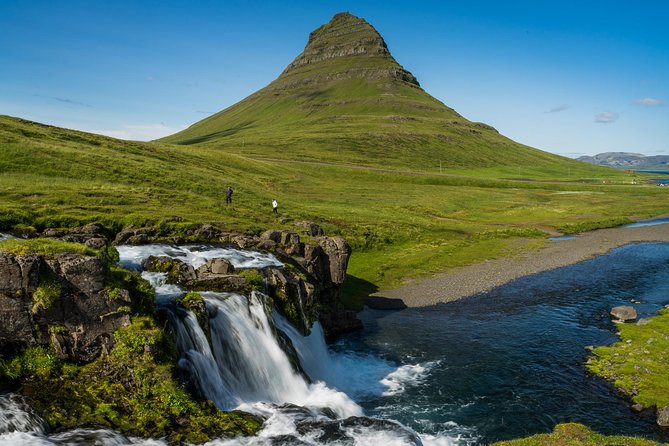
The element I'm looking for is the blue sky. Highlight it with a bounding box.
[1,0,668,157]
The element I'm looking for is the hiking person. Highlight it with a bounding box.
[225,186,233,205]
[272,199,278,214]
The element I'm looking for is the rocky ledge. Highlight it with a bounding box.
[0,248,136,362]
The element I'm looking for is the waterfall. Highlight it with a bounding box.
[273,314,337,385]
[168,291,361,417]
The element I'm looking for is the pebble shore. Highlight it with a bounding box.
[372,219,669,308]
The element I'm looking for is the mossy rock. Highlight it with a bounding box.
[19,317,262,443]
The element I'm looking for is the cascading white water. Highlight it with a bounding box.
[172,291,361,417]
[0,243,451,445]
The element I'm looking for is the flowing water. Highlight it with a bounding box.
[2,240,669,445]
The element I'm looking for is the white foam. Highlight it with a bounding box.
[381,361,440,396]
[117,244,282,271]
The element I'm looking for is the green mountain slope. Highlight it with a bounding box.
[162,12,575,174]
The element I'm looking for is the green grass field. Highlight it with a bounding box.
[2,115,668,307]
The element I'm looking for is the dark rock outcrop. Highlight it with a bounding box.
[0,252,131,361]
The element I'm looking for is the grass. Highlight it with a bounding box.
[2,115,668,308]
[0,237,96,256]
[586,308,669,409]
[13,317,261,443]
[491,423,663,446]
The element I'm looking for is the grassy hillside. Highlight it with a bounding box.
[161,13,593,178]
[2,114,668,305]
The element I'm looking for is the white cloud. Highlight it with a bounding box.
[635,97,664,106]
[594,111,619,124]
[89,123,185,141]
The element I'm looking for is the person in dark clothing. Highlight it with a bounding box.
[225,186,233,205]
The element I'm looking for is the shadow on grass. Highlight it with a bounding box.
[341,275,379,311]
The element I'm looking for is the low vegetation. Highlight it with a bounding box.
[9,318,261,443]
[587,308,669,409]
[1,115,668,307]
[491,423,663,446]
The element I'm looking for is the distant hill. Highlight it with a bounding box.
[578,152,669,170]
[161,12,582,174]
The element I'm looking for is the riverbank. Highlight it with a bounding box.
[372,218,669,307]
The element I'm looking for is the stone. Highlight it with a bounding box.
[260,230,283,243]
[85,237,107,249]
[657,406,669,427]
[295,221,325,237]
[0,251,131,362]
[196,258,234,276]
[631,403,645,412]
[610,306,637,323]
[637,318,651,326]
[143,256,196,285]
[317,236,351,285]
[188,274,248,293]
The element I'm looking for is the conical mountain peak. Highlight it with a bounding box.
[276,12,419,87]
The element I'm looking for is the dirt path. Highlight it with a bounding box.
[371,220,669,308]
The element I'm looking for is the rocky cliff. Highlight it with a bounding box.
[0,249,134,362]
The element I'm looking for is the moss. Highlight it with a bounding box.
[105,267,155,316]
[0,238,96,256]
[48,325,68,335]
[273,288,302,331]
[0,346,60,382]
[238,269,265,293]
[21,317,261,443]
[586,308,669,408]
[491,422,662,446]
[31,280,62,314]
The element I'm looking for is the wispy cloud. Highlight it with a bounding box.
[33,94,91,107]
[635,97,664,106]
[594,111,619,124]
[544,104,570,114]
[89,123,185,141]
[196,110,215,114]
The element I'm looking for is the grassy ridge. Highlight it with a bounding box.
[2,115,668,301]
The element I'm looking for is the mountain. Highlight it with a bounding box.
[161,12,579,173]
[578,152,669,169]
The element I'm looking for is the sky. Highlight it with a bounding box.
[1,0,668,158]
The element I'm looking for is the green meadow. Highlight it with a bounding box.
[2,115,667,307]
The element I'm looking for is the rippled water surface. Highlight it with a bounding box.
[336,242,669,443]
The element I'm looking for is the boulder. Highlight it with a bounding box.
[45,253,105,296]
[84,237,107,249]
[114,226,155,245]
[260,230,283,243]
[143,256,196,285]
[657,406,669,427]
[196,258,235,276]
[316,237,350,286]
[295,221,325,237]
[188,274,248,293]
[610,306,637,323]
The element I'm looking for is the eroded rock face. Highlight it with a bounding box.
[0,252,131,361]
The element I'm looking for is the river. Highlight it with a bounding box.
[1,241,668,445]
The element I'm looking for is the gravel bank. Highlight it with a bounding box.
[371,220,669,308]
